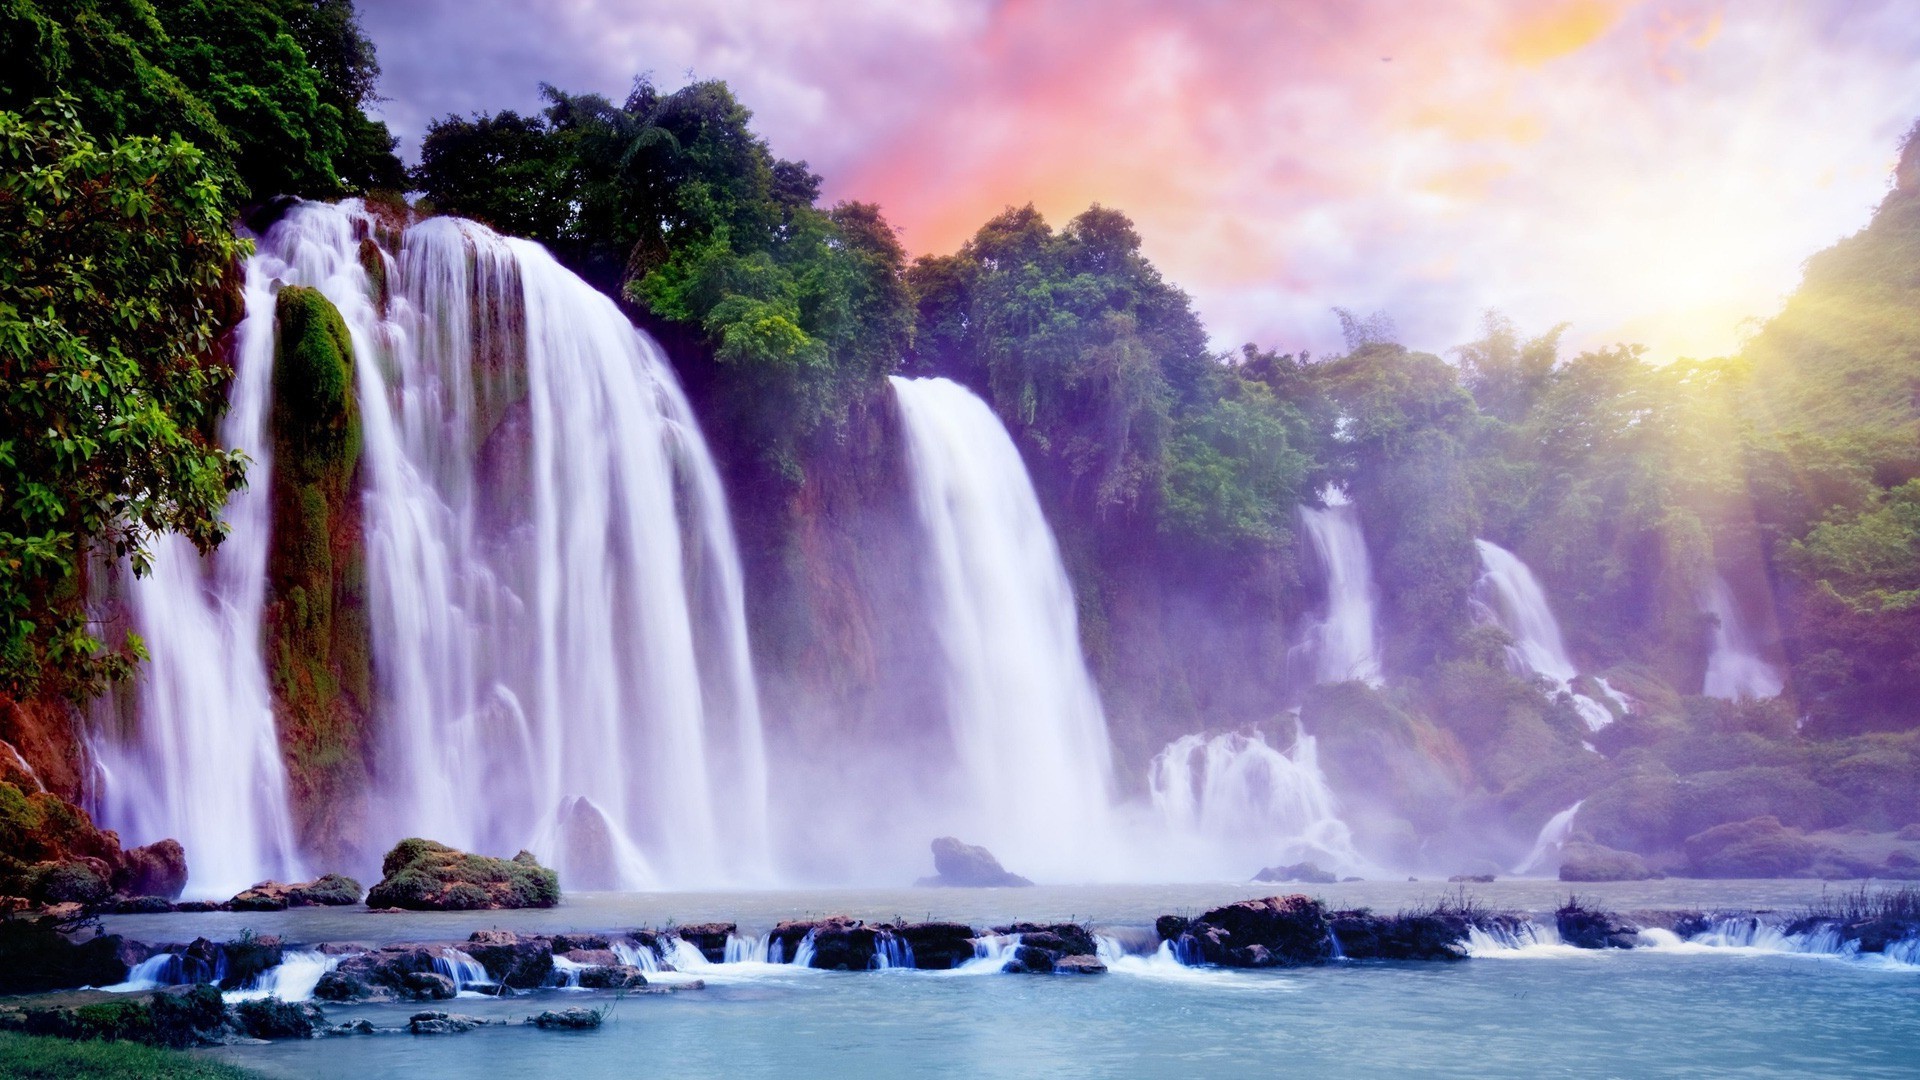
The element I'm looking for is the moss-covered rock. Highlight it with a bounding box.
[1558,841,1659,882]
[266,286,372,869]
[1683,816,1819,877]
[365,839,558,910]
[4,985,228,1049]
[0,915,130,993]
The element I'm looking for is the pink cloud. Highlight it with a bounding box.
[362,0,1920,359]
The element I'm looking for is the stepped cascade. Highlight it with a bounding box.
[1292,489,1383,688]
[1472,539,1623,732]
[88,253,305,900]
[889,376,1119,878]
[1146,731,1360,876]
[91,201,771,891]
[1701,573,1785,700]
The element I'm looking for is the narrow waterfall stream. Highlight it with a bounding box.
[1473,539,1622,731]
[1701,573,1785,700]
[1294,489,1384,687]
[889,376,1118,878]
[90,201,772,892]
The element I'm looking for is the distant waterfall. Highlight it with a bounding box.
[1293,489,1383,687]
[1472,540,1621,731]
[1702,574,1784,700]
[1147,731,1359,876]
[1512,800,1582,875]
[890,376,1116,877]
[93,200,771,891]
[88,251,304,899]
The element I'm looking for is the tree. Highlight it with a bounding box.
[0,100,250,698]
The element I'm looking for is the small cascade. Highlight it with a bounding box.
[548,953,587,989]
[103,952,204,992]
[1701,574,1784,699]
[949,933,1024,975]
[1511,800,1583,875]
[224,951,339,1002]
[87,246,303,899]
[890,376,1118,878]
[1146,730,1360,876]
[1462,921,1576,957]
[871,930,914,970]
[723,932,781,965]
[789,930,818,969]
[433,948,495,995]
[1294,488,1383,687]
[611,940,660,974]
[1473,540,1618,732]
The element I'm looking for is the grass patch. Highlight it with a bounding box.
[1799,883,1920,923]
[0,1032,263,1079]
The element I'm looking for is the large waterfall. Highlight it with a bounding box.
[1473,539,1622,732]
[92,201,771,891]
[889,376,1117,878]
[88,254,304,899]
[1702,573,1784,700]
[1293,489,1383,687]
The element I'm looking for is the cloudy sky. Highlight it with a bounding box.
[360,0,1920,360]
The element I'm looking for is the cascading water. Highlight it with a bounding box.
[1701,573,1784,700]
[1511,800,1583,875]
[1293,488,1383,687]
[87,239,305,899]
[1146,731,1360,876]
[1472,540,1620,732]
[91,200,772,891]
[889,376,1118,879]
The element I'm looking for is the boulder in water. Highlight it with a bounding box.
[1555,900,1641,949]
[529,1006,603,1030]
[669,922,736,963]
[1557,842,1658,882]
[118,840,188,901]
[1254,861,1337,885]
[1053,954,1108,974]
[894,922,977,969]
[578,964,647,989]
[410,1010,489,1034]
[366,838,559,910]
[464,930,556,988]
[1162,895,1334,968]
[991,922,1097,957]
[916,837,1033,888]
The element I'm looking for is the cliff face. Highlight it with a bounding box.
[263,285,372,868]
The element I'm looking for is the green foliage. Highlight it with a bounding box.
[414,79,914,483]
[0,100,249,698]
[10,984,228,1051]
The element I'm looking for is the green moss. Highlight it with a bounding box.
[366,838,559,910]
[266,287,371,864]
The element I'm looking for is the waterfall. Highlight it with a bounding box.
[87,237,305,899]
[1294,489,1383,687]
[1702,573,1784,700]
[90,200,771,891]
[1147,730,1360,876]
[1472,539,1620,731]
[890,376,1117,878]
[1511,800,1583,875]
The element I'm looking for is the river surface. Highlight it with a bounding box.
[157,881,1918,1079]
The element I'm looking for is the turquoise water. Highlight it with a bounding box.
[173,882,1920,1079]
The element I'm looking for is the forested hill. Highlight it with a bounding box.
[4,0,1920,876]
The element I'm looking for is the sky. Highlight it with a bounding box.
[360,0,1920,361]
